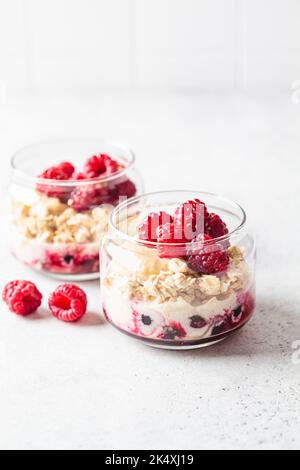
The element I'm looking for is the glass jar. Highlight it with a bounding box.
[9,139,144,281]
[101,191,256,349]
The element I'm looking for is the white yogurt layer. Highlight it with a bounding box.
[103,283,246,339]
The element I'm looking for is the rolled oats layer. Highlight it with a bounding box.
[104,245,249,305]
[10,192,110,276]
[12,195,109,244]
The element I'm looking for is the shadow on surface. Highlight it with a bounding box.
[75,311,106,327]
[25,307,50,321]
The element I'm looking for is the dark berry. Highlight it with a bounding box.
[211,323,226,336]
[159,322,187,340]
[190,315,208,329]
[141,315,152,326]
[229,305,243,326]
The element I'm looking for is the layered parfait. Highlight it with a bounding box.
[101,192,255,348]
[10,142,139,279]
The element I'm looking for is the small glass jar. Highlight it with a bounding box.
[9,139,144,281]
[101,191,256,349]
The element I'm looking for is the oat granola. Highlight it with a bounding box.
[104,245,249,304]
[12,195,110,244]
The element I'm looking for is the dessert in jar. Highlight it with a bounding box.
[9,140,143,280]
[101,191,256,349]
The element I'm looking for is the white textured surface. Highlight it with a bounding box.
[1,0,300,92]
[0,92,300,450]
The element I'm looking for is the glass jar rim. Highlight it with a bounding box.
[109,190,247,248]
[10,138,136,187]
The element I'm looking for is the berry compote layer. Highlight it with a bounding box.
[102,197,255,347]
[11,154,137,279]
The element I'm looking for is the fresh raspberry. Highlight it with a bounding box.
[48,284,87,323]
[2,280,42,316]
[83,155,106,178]
[157,223,188,258]
[114,179,136,198]
[205,212,229,239]
[174,199,208,240]
[186,234,230,274]
[72,171,86,180]
[57,162,75,178]
[39,161,75,180]
[83,154,119,178]
[109,179,137,204]
[105,156,119,175]
[138,211,173,242]
[37,161,75,200]
[68,184,110,211]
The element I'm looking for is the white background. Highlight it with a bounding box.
[0,0,300,451]
[1,0,300,93]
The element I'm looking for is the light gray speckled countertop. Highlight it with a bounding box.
[0,92,299,450]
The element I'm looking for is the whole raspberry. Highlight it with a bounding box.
[57,162,75,178]
[138,211,173,242]
[68,185,110,211]
[174,199,208,240]
[83,154,119,178]
[186,234,230,275]
[108,179,137,204]
[48,284,87,323]
[83,155,106,178]
[205,213,229,239]
[2,280,42,316]
[37,161,75,200]
[157,223,188,258]
[39,161,75,180]
[114,179,136,198]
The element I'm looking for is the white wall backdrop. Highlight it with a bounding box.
[0,0,300,94]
